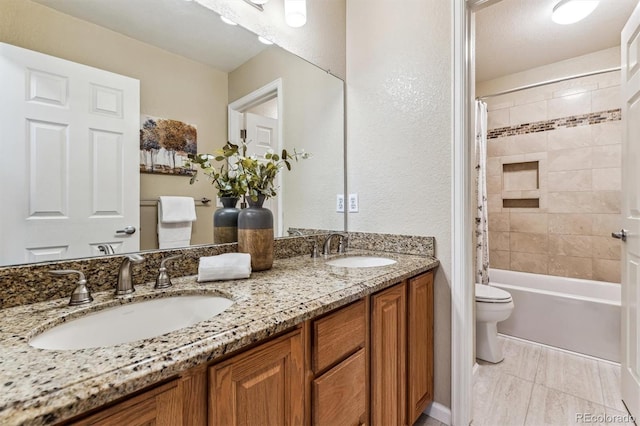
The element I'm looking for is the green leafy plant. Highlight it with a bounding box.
[187,141,310,201]
[186,152,246,198]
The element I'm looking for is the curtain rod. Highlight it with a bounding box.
[476,67,621,100]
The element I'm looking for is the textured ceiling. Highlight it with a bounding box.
[475,0,638,82]
[33,0,267,72]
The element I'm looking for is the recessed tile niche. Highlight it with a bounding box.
[502,161,540,208]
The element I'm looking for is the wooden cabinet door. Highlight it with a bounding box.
[209,329,305,426]
[312,348,366,426]
[177,366,207,426]
[371,282,407,426]
[70,380,183,426]
[407,272,434,424]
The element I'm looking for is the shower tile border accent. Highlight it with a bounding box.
[487,109,621,140]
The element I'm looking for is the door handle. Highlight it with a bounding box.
[116,225,136,235]
[611,229,628,242]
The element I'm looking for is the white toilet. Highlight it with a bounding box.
[475,283,514,363]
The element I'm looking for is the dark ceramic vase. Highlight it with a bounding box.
[213,197,240,244]
[237,195,274,271]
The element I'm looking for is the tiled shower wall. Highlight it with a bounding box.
[485,71,622,283]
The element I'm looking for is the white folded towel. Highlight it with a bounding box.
[158,196,197,223]
[198,253,252,282]
[158,197,197,249]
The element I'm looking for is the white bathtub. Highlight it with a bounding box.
[490,268,621,362]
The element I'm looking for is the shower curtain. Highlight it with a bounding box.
[475,100,490,285]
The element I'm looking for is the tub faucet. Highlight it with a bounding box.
[116,254,145,296]
[97,244,114,255]
[322,233,348,256]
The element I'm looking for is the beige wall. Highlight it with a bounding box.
[346,0,452,408]
[195,0,346,80]
[485,69,622,283]
[0,0,229,250]
[229,47,344,234]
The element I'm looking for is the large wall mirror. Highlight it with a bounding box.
[0,0,345,267]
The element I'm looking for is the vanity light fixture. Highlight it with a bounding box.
[285,0,307,28]
[258,36,274,45]
[241,0,264,11]
[220,15,238,26]
[240,0,306,28]
[551,0,599,25]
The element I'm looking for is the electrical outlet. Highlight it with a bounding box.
[348,193,359,213]
[336,194,345,212]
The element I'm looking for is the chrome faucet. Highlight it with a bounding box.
[322,233,348,256]
[116,254,145,296]
[49,270,93,306]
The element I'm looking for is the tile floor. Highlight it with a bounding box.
[416,413,447,426]
[472,335,633,426]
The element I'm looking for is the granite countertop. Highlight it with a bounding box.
[0,249,438,425]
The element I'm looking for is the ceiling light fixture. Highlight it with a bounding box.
[551,0,599,25]
[258,36,274,45]
[285,0,307,28]
[220,16,238,26]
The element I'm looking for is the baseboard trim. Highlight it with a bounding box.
[423,401,452,425]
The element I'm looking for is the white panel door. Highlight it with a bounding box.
[0,43,140,265]
[622,2,640,419]
[244,112,281,236]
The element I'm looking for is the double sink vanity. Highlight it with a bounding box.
[1,3,437,425]
[0,233,438,425]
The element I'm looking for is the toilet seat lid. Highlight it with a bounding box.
[475,283,512,303]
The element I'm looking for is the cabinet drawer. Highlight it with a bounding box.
[312,299,366,373]
[312,348,366,426]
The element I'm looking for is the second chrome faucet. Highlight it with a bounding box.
[322,233,348,256]
[116,254,145,296]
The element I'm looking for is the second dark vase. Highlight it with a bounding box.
[213,197,240,244]
[237,195,274,271]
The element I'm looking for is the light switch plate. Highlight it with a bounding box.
[336,194,345,212]
[348,193,359,213]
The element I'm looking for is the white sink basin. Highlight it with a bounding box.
[29,295,233,350]
[326,256,397,268]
